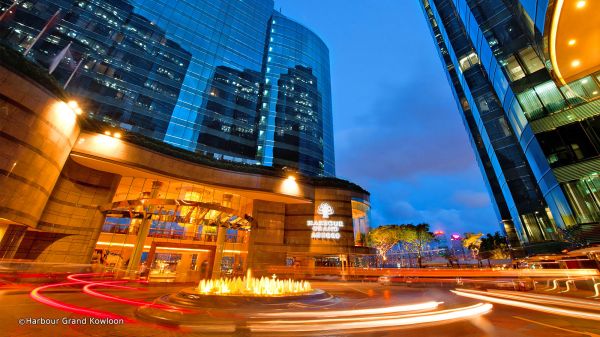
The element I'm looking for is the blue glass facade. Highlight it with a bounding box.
[0,0,335,176]
[420,0,600,251]
[258,12,334,176]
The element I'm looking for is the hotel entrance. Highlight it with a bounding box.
[93,177,254,282]
[145,242,215,283]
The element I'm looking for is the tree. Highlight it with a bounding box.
[462,232,483,266]
[399,223,435,268]
[367,225,406,266]
[480,232,510,260]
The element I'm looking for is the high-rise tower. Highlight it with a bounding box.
[419,0,600,253]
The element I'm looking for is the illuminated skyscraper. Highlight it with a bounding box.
[0,0,335,176]
[420,0,600,253]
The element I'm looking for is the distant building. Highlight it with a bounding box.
[420,0,600,254]
[0,0,334,176]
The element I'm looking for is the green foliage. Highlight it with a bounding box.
[0,43,67,99]
[397,223,435,268]
[462,232,483,261]
[479,232,510,259]
[367,225,406,259]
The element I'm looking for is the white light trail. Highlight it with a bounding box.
[452,289,600,321]
[248,303,492,332]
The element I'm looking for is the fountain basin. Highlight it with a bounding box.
[169,287,330,307]
[136,287,334,327]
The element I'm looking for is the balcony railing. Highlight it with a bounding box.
[101,224,247,243]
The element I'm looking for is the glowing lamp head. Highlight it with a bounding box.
[104,130,111,136]
[113,132,122,139]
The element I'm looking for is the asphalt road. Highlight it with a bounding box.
[1,281,599,337]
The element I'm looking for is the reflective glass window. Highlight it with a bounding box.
[518,46,544,73]
[504,55,526,81]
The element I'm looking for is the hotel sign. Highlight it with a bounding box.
[308,202,343,239]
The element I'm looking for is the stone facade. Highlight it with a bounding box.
[0,65,80,227]
[35,159,120,263]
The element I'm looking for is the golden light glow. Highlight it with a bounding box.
[197,269,311,296]
[104,130,111,136]
[92,133,121,150]
[281,175,300,195]
[548,0,600,84]
[113,132,122,139]
[67,100,83,115]
[50,102,77,134]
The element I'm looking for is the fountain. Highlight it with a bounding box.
[136,269,332,327]
[197,269,312,296]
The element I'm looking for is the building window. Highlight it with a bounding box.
[562,177,600,224]
[518,46,544,73]
[459,52,480,72]
[504,55,526,81]
[517,88,544,119]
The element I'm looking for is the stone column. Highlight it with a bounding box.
[126,180,162,278]
[35,158,120,263]
[211,226,227,279]
[0,65,80,228]
[0,223,27,259]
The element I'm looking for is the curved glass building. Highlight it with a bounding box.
[258,12,335,176]
[0,0,335,176]
[419,0,600,253]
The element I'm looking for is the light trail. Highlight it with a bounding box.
[487,289,600,311]
[30,281,130,321]
[248,303,492,332]
[452,289,600,321]
[253,301,442,317]
[82,283,191,312]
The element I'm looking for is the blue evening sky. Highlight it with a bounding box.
[274,0,499,235]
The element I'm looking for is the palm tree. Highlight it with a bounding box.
[462,232,483,267]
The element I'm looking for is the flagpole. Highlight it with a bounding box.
[23,9,61,56]
[63,56,84,90]
[0,1,18,22]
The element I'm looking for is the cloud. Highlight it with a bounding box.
[371,198,497,235]
[452,190,491,208]
[335,80,476,182]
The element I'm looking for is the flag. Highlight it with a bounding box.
[0,1,18,23]
[23,9,61,56]
[48,41,71,74]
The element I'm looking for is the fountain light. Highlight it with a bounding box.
[197,269,312,296]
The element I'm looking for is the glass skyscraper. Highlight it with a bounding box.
[420,0,600,254]
[0,0,335,176]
